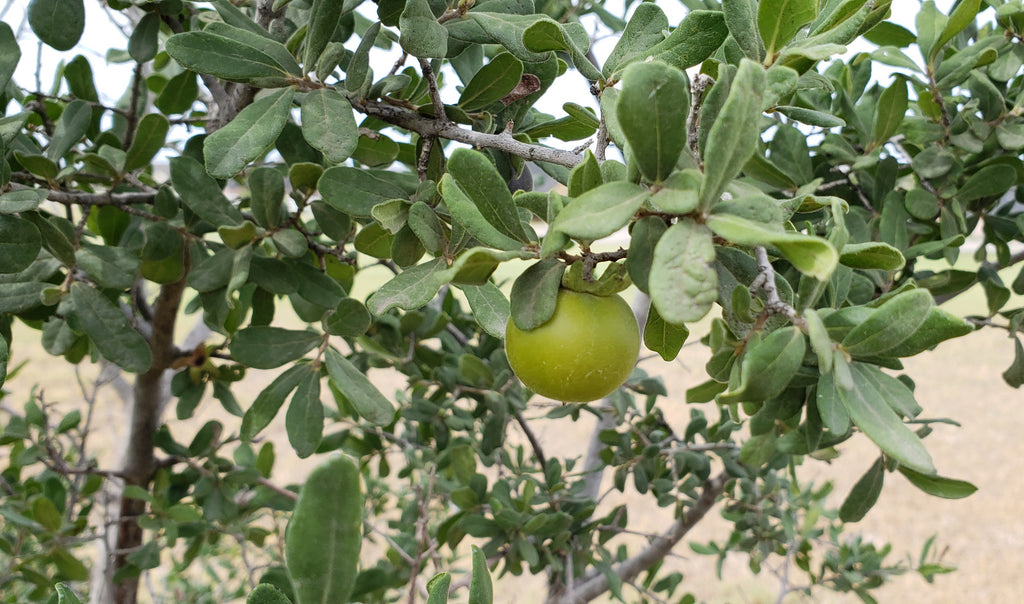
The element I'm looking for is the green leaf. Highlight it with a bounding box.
[626,215,668,294]
[170,156,245,226]
[241,364,309,440]
[76,243,140,290]
[287,455,363,604]
[700,59,765,211]
[447,149,531,243]
[229,327,321,369]
[617,60,689,183]
[366,258,448,315]
[426,572,451,604]
[719,326,806,404]
[803,308,834,373]
[300,88,359,165]
[521,19,602,81]
[723,0,764,61]
[0,214,42,274]
[128,12,161,62]
[400,0,448,58]
[0,189,48,213]
[898,466,978,499]
[0,22,20,92]
[842,288,933,357]
[439,174,524,251]
[839,241,905,270]
[1003,336,1024,388]
[71,283,153,373]
[210,0,276,37]
[774,105,846,128]
[461,282,510,339]
[839,457,885,522]
[934,0,981,60]
[247,584,292,604]
[0,282,49,313]
[46,99,91,161]
[166,31,295,86]
[509,258,566,330]
[602,3,669,75]
[346,22,380,92]
[706,213,838,280]
[552,181,649,241]
[644,10,729,73]
[408,201,446,253]
[882,307,973,357]
[469,545,493,604]
[304,0,345,70]
[840,362,936,474]
[325,347,397,425]
[249,167,286,228]
[458,52,524,110]
[55,583,83,604]
[955,165,1017,202]
[125,113,170,172]
[318,167,411,218]
[648,218,717,324]
[28,0,85,51]
[286,368,323,458]
[324,298,372,337]
[205,89,295,179]
[816,371,851,433]
[643,304,689,362]
[758,0,816,56]
[871,77,908,147]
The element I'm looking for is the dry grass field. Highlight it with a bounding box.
[3,266,1022,603]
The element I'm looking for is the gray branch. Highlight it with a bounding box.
[550,472,729,604]
[351,95,584,169]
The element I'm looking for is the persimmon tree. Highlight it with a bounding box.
[1,0,1020,602]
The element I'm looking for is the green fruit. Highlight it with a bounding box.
[505,289,640,402]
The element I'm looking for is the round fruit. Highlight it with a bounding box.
[505,289,640,402]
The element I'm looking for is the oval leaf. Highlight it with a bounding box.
[325,347,397,425]
[205,89,295,179]
[553,181,649,241]
[229,327,321,369]
[286,455,363,604]
[70,283,152,373]
[648,218,717,324]
[300,88,359,165]
[616,60,689,183]
[839,362,936,474]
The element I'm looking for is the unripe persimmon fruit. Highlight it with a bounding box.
[505,289,639,402]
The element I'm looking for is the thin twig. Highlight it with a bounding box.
[513,410,547,473]
[750,246,805,328]
[689,74,714,169]
[419,59,448,124]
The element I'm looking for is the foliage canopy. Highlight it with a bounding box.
[1,0,1020,602]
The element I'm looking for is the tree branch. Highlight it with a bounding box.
[351,95,583,168]
[552,472,729,604]
[7,182,157,206]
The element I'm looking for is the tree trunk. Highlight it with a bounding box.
[108,278,186,603]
